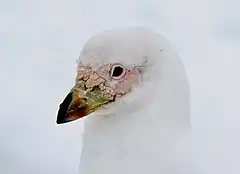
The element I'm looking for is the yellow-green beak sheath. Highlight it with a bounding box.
[56,88,112,124]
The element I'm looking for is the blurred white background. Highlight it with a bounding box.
[0,0,239,174]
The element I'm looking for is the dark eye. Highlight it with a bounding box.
[112,66,123,77]
[110,64,126,79]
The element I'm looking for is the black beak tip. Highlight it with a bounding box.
[56,119,63,124]
[56,117,70,124]
[56,108,70,124]
[56,92,73,124]
[56,115,66,124]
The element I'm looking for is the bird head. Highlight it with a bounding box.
[56,27,187,124]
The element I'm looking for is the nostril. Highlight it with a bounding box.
[82,98,87,103]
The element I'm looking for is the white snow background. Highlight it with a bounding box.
[0,0,238,174]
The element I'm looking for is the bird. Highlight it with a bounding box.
[56,26,195,174]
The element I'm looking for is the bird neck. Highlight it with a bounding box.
[80,95,190,174]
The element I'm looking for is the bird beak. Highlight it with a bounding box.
[56,87,112,124]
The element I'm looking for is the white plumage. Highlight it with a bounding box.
[73,27,194,174]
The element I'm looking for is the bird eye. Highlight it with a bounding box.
[110,64,126,79]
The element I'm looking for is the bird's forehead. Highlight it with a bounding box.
[78,46,145,70]
[77,29,158,69]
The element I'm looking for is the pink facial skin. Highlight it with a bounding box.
[75,62,141,100]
